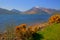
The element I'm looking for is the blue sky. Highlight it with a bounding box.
[0,0,60,11]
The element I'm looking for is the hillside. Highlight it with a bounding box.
[0,7,60,14]
[0,8,21,14]
[24,6,60,14]
[38,23,60,40]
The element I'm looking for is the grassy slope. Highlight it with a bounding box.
[38,23,60,40]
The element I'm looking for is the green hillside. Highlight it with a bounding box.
[38,23,60,40]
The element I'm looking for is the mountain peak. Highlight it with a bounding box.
[24,6,60,14]
[34,6,40,8]
[11,9,21,13]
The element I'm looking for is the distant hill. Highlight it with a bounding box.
[24,6,60,14]
[0,8,22,14]
[0,7,60,14]
[11,9,22,13]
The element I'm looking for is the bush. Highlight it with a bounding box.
[49,14,60,24]
[15,24,41,40]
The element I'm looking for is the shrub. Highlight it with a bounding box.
[49,14,60,24]
[0,24,43,40]
[15,24,41,40]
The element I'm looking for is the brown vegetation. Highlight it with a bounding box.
[15,24,41,40]
[0,24,41,40]
[49,14,60,24]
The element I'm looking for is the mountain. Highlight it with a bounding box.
[11,9,22,13]
[24,6,60,14]
[0,8,22,14]
[0,7,60,14]
[24,6,42,14]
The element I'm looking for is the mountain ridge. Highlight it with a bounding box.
[24,6,60,14]
[0,7,60,14]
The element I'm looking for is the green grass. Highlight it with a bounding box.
[37,23,60,40]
